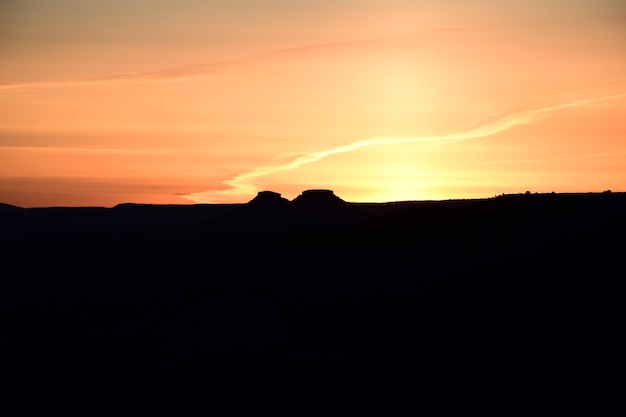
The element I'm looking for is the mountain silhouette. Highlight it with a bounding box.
[246,190,290,209]
[0,190,624,410]
[0,202,24,212]
[177,189,371,240]
[289,189,368,229]
[291,188,344,206]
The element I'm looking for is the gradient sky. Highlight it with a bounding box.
[1,0,625,207]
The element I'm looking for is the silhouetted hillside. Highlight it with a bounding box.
[291,189,369,227]
[1,190,624,410]
[247,190,290,208]
[0,202,24,212]
[0,202,243,239]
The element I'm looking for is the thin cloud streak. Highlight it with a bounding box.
[0,146,189,155]
[183,93,626,203]
[0,29,465,91]
[0,66,227,91]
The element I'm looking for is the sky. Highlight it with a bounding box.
[1,0,625,207]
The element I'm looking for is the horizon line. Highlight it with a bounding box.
[2,189,622,210]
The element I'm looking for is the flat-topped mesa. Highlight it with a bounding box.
[247,190,290,208]
[290,189,368,227]
[291,189,346,207]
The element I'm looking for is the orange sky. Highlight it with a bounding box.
[1,1,625,207]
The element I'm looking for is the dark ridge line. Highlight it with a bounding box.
[1,189,622,210]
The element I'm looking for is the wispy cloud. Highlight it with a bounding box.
[0,63,230,91]
[0,146,180,155]
[0,29,466,91]
[182,93,626,203]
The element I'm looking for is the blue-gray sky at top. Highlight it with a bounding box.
[3,0,624,39]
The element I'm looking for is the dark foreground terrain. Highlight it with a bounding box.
[1,190,624,412]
